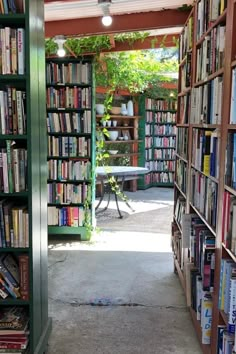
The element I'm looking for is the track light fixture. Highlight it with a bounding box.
[54,35,66,57]
[98,0,113,27]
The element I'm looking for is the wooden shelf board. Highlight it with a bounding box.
[104,140,142,144]
[179,56,187,67]
[176,123,189,127]
[174,258,185,290]
[96,115,141,119]
[48,132,91,137]
[0,74,26,80]
[46,83,90,88]
[175,152,188,163]
[224,185,236,196]
[105,153,140,158]
[145,109,177,113]
[48,203,84,207]
[48,179,89,183]
[98,126,134,130]
[173,215,182,234]
[48,226,86,234]
[178,87,191,97]
[0,299,29,305]
[190,308,211,354]
[219,310,228,325]
[0,192,28,197]
[227,124,236,130]
[47,107,85,112]
[152,158,176,161]
[222,243,236,262]
[194,68,224,87]
[174,182,187,199]
[154,134,176,137]
[189,202,216,236]
[0,134,27,140]
[196,9,227,47]
[231,59,236,68]
[153,146,175,149]
[0,247,29,252]
[190,124,221,129]
[190,164,218,184]
[47,156,90,160]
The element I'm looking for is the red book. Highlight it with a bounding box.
[18,255,29,301]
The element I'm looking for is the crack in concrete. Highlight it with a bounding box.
[49,297,187,311]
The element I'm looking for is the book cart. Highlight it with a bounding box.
[172,0,236,353]
[138,97,177,189]
[0,0,51,353]
[46,56,96,241]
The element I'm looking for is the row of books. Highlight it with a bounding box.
[0,88,26,135]
[0,254,29,299]
[219,259,236,335]
[172,225,182,267]
[47,111,91,134]
[144,171,174,185]
[225,133,236,190]
[0,142,27,193]
[146,111,176,124]
[48,136,91,158]
[145,124,176,136]
[196,25,225,82]
[176,127,188,159]
[0,202,28,248]
[46,61,91,85]
[196,0,227,40]
[0,27,24,75]
[0,306,29,352]
[178,93,190,124]
[145,98,177,111]
[48,205,86,227]
[192,129,220,178]
[153,136,176,148]
[0,0,24,14]
[174,196,186,228]
[48,182,89,205]
[145,160,175,172]
[153,148,175,160]
[176,158,187,194]
[153,125,176,135]
[230,68,236,124]
[221,191,236,254]
[179,15,193,61]
[191,272,213,344]
[46,86,91,109]
[48,159,91,181]
[217,326,235,354]
[190,169,218,228]
[190,76,223,125]
[180,52,191,90]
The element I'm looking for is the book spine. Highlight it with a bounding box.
[18,255,29,300]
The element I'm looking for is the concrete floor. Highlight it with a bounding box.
[47,188,202,354]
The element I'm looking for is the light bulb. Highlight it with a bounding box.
[102,15,112,26]
[57,48,66,57]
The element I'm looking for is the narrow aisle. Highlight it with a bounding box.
[48,188,202,354]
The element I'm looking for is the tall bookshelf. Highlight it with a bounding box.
[46,56,95,241]
[173,1,236,353]
[0,0,51,353]
[138,97,177,189]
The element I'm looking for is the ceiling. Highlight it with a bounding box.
[44,0,192,39]
[44,0,193,22]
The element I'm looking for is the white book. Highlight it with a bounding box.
[2,152,9,193]
[228,275,236,334]
[17,28,25,75]
[4,27,11,74]
[0,91,6,134]
[230,69,236,124]
[16,90,23,134]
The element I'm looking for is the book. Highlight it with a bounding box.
[0,307,28,335]
[0,254,19,288]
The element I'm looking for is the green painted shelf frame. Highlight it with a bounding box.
[46,56,96,241]
[138,96,176,189]
[0,1,52,353]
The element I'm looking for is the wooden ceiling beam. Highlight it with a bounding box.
[45,9,189,38]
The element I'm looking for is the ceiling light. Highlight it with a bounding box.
[54,35,66,57]
[98,0,113,27]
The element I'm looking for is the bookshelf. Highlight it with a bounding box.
[46,56,95,241]
[138,97,177,189]
[173,0,236,353]
[0,0,51,352]
[96,91,142,192]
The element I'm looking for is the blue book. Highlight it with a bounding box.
[232,133,236,189]
[230,68,236,124]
